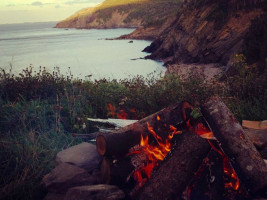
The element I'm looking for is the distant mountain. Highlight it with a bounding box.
[144,0,266,65]
[56,0,181,34]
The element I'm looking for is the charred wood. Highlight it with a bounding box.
[136,131,211,200]
[186,148,224,200]
[101,151,148,185]
[201,96,267,195]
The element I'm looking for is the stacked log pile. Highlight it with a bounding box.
[41,97,267,200]
[97,97,267,200]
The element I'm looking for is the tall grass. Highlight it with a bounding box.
[0,55,266,199]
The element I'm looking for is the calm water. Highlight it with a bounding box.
[0,22,165,80]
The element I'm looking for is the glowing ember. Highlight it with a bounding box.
[186,119,215,140]
[129,115,181,185]
[208,140,240,191]
[186,117,240,191]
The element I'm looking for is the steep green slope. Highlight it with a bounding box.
[56,0,181,29]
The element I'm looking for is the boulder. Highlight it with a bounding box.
[64,184,125,200]
[244,129,267,159]
[244,129,267,149]
[56,142,101,172]
[42,163,97,193]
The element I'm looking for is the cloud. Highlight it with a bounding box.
[31,1,43,6]
[55,5,61,8]
[7,4,15,7]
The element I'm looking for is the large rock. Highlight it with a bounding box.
[64,184,125,200]
[245,129,267,149]
[245,129,267,159]
[56,142,101,172]
[42,163,98,194]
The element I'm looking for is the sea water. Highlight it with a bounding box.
[0,22,165,80]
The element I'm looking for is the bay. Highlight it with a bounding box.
[0,22,165,80]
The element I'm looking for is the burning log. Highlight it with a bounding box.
[202,149,224,200]
[201,96,267,195]
[96,102,186,156]
[136,131,211,200]
[184,149,224,200]
[101,151,148,185]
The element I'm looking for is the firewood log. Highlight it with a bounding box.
[136,131,211,200]
[96,101,187,156]
[201,96,267,195]
[187,148,224,200]
[101,151,148,185]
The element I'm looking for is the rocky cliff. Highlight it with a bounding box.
[144,0,266,65]
[118,16,177,40]
[56,0,181,31]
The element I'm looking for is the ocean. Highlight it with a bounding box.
[0,22,165,80]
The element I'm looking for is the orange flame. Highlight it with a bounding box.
[129,115,181,185]
[186,118,240,191]
[208,140,240,191]
[107,103,128,119]
[187,119,214,139]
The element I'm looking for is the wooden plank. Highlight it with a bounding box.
[242,120,267,130]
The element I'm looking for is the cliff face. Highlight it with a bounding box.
[118,16,177,40]
[145,0,266,65]
[56,0,181,30]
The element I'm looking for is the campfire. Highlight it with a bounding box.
[96,97,267,200]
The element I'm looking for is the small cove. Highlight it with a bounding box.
[0,22,165,80]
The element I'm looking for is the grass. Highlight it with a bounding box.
[0,54,266,199]
[64,0,181,28]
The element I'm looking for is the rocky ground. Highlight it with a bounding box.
[165,63,226,82]
[41,142,125,200]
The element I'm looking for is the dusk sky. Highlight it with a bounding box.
[0,0,105,24]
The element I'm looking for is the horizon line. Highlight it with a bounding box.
[0,21,59,26]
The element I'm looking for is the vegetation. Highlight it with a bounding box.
[0,55,266,199]
[97,0,180,27]
[62,0,181,28]
[188,0,266,30]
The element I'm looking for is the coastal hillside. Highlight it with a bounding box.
[144,0,266,65]
[56,0,181,32]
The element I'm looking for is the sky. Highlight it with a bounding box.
[0,0,105,24]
